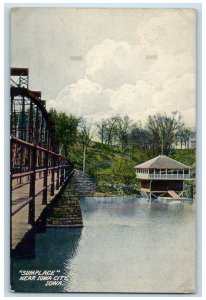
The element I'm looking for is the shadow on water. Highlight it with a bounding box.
[11,228,36,259]
[11,228,82,293]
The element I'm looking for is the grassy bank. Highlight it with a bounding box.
[68,142,196,195]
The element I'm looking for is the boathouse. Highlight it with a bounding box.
[134,155,191,199]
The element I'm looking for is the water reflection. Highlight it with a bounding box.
[11,197,195,293]
[149,200,169,211]
[80,195,141,219]
[64,197,195,293]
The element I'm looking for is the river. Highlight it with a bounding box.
[11,196,196,293]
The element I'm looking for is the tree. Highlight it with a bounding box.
[177,127,195,149]
[96,119,110,146]
[78,119,94,173]
[97,117,119,147]
[146,111,183,155]
[48,108,80,157]
[116,115,134,156]
[128,123,153,157]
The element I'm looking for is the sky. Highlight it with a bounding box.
[11,8,196,127]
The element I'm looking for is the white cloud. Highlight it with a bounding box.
[48,9,196,127]
[110,80,156,116]
[47,78,112,118]
[151,73,196,115]
[85,39,157,89]
[144,51,195,89]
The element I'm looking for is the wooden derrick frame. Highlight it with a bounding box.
[10,69,74,225]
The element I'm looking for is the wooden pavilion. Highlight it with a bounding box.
[134,155,192,200]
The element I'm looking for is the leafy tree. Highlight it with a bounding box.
[128,123,153,158]
[146,111,183,155]
[97,116,119,146]
[96,119,107,146]
[48,108,80,157]
[115,115,134,156]
[177,127,195,149]
[111,157,135,176]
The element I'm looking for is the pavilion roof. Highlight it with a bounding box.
[134,155,191,170]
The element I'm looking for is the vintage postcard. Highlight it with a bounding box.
[10,8,196,293]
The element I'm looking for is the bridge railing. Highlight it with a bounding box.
[11,136,73,224]
[10,68,74,225]
[136,173,190,179]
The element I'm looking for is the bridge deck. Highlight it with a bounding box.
[11,172,59,250]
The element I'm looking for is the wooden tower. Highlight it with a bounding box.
[134,155,192,200]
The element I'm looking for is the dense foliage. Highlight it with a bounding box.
[48,109,80,157]
[48,109,195,194]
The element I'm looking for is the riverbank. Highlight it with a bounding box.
[46,174,84,228]
[68,142,196,179]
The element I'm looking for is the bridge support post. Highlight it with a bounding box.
[50,156,55,196]
[42,150,48,205]
[28,146,36,225]
[56,157,60,190]
[60,158,64,186]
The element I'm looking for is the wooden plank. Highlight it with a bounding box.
[167,190,181,199]
[11,173,58,250]
[140,187,150,193]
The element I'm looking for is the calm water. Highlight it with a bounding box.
[11,196,196,293]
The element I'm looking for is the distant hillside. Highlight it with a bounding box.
[67,142,195,195]
[68,142,196,178]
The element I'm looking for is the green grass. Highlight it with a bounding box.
[68,142,196,176]
[169,149,196,169]
[68,142,121,177]
[68,142,196,194]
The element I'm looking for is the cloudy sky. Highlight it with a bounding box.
[11,8,196,126]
